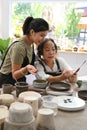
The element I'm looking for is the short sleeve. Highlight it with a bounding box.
[10,42,26,64]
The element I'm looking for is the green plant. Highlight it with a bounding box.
[0,37,11,60]
[64,3,81,38]
[77,80,82,88]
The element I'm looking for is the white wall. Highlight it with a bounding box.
[59,52,87,76]
[0,0,2,37]
[0,0,12,39]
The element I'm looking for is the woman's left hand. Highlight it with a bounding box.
[27,65,38,74]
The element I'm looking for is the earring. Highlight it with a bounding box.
[41,55,43,59]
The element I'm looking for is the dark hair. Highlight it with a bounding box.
[37,38,57,58]
[23,17,49,35]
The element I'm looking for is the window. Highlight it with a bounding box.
[1,0,87,51]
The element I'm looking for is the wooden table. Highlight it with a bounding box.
[0,84,87,130]
[54,80,87,130]
[0,104,87,130]
[55,104,87,130]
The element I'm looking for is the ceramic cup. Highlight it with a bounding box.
[24,96,38,117]
[42,101,58,116]
[2,84,14,94]
[15,82,29,97]
[36,108,55,130]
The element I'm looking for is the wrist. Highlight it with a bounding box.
[20,67,27,76]
[59,75,67,81]
[20,68,25,76]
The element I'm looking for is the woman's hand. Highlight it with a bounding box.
[26,65,38,74]
[68,74,77,83]
[61,70,77,83]
[61,70,74,80]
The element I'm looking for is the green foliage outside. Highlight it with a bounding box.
[12,2,82,47]
[12,3,45,30]
[64,3,81,38]
[12,2,47,37]
[0,2,83,62]
[0,38,11,60]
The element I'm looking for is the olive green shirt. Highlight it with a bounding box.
[0,38,33,74]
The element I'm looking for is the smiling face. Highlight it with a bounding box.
[30,30,48,46]
[42,40,57,62]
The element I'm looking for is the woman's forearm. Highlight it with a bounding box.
[47,75,67,82]
[12,66,28,80]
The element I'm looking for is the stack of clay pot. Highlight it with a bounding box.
[4,102,36,130]
[0,94,15,107]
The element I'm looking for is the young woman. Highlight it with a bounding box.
[35,38,77,83]
[0,17,49,87]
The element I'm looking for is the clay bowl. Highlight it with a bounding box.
[33,80,48,89]
[15,82,29,97]
[78,90,87,101]
[49,82,71,91]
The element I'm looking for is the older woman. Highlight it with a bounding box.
[35,38,77,83]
